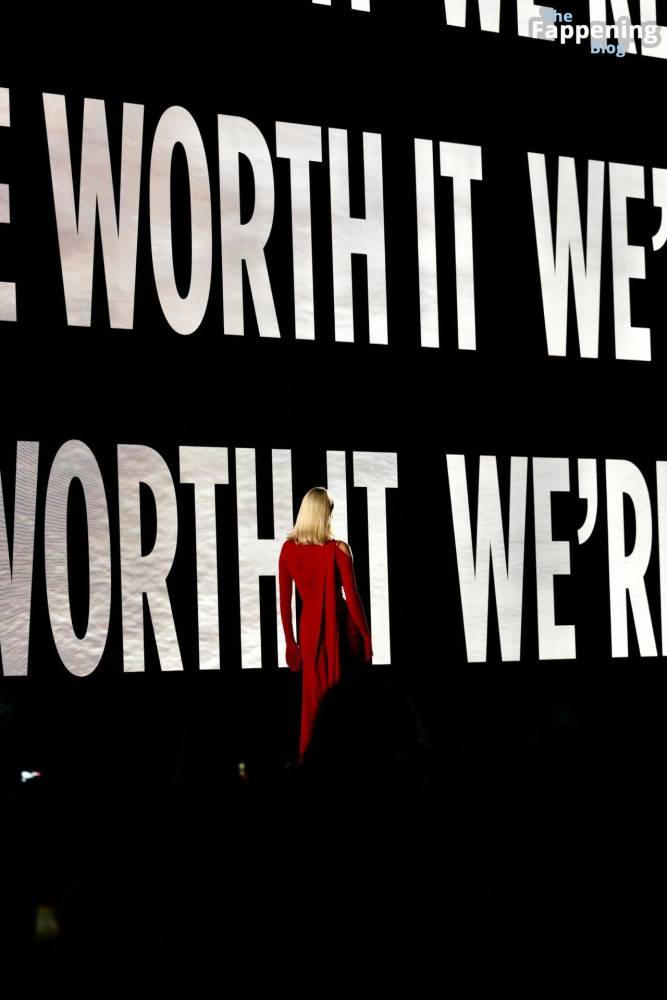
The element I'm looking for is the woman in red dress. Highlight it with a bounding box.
[279,487,373,762]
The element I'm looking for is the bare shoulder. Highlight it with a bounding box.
[335,540,352,558]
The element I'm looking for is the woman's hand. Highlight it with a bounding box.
[286,641,302,673]
[363,637,373,664]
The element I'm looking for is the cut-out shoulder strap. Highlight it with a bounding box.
[335,540,352,558]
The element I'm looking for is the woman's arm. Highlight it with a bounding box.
[336,542,373,661]
[278,544,301,671]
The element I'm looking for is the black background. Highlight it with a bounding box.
[0,2,664,963]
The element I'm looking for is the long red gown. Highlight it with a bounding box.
[279,538,373,761]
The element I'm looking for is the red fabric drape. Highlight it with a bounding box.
[279,539,372,761]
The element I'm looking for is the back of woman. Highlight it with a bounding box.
[278,488,373,761]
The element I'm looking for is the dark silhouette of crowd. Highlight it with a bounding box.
[0,666,647,985]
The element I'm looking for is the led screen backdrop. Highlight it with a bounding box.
[1,1,666,767]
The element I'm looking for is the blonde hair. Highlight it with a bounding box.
[286,487,335,545]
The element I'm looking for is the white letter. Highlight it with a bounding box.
[312,1,371,9]
[415,139,439,348]
[179,446,228,670]
[533,457,575,659]
[0,443,39,676]
[42,93,143,328]
[236,448,294,669]
[609,162,650,360]
[640,1,667,59]
[442,0,501,31]
[0,88,16,322]
[44,441,111,676]
[528,153,604,357]
[518,1,547,37]
[352,451,398,664]
[219,115,280,338]
[118,444,183,671]
[657,461,667,653]
[275,122,323,340]
[447,455,527,662]
[329,128,387,344]
[150,107,212,335]
[589,1,638,55]
[606,459,657,657]
[440,141,483,350]
[326,451,349,539]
